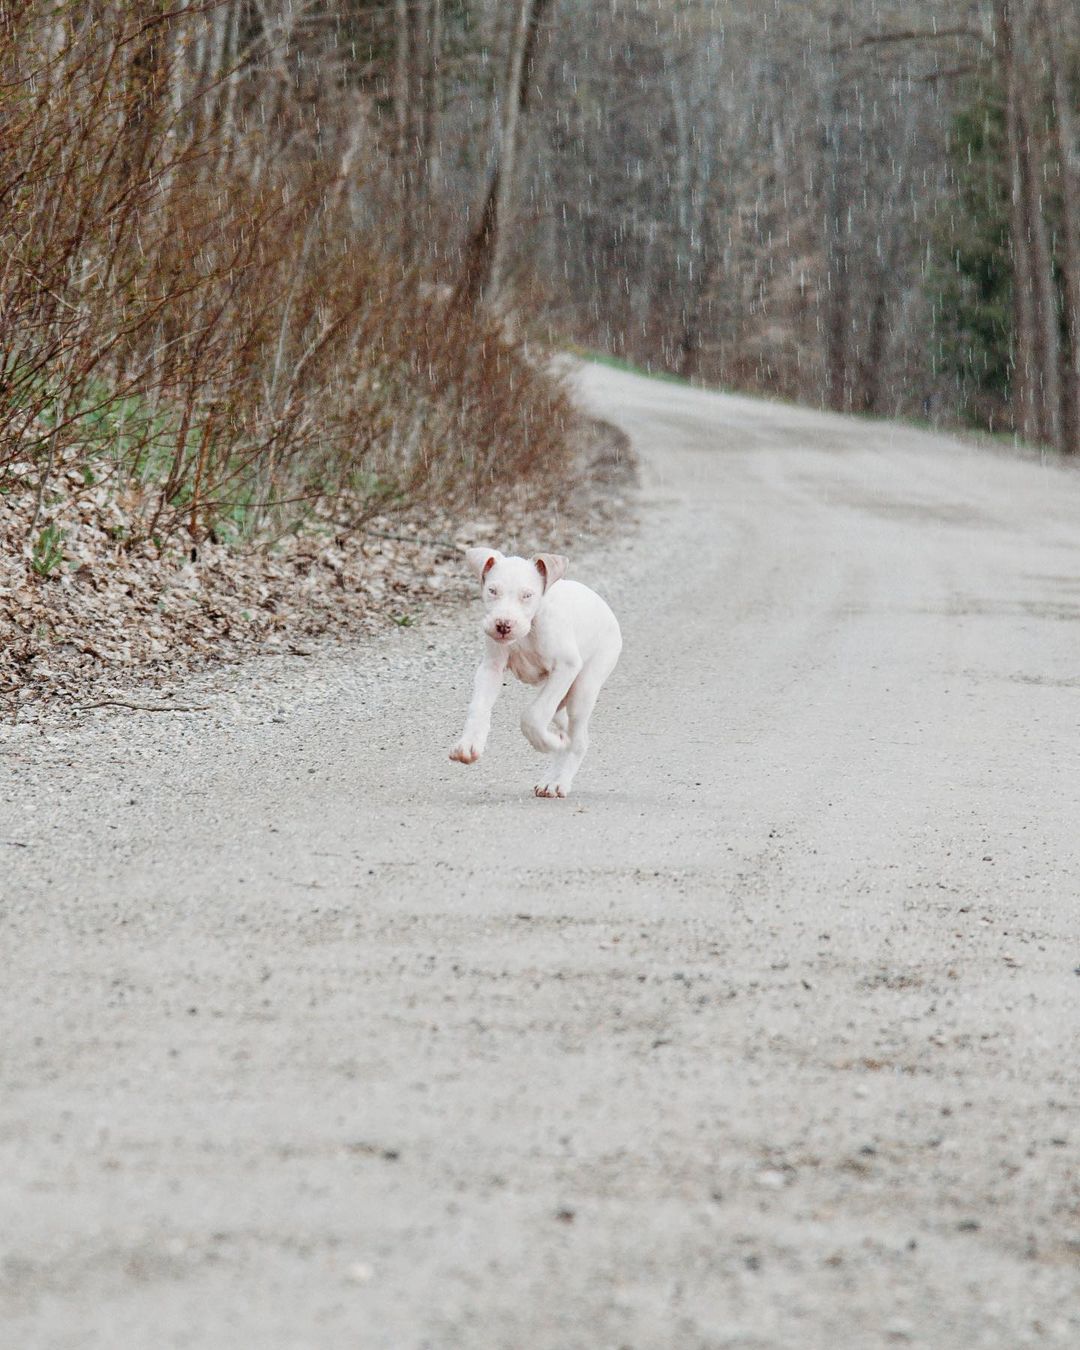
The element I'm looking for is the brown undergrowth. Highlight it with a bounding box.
[0,4,601,716]
[0,416,635,720]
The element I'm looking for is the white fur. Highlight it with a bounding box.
[449,548,622,798]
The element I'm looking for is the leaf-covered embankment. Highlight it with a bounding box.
[0,4,621,715]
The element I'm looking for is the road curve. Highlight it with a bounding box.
[4,361,1080,1348]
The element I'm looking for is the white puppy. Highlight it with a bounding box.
[449,548,622,798]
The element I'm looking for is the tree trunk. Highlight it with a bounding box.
[860,264,893,414]
[454,0,554,310]
[1016,21,1063,449]
[996,1,1041,441]
[214,1,243,175]
[421,0,444,198]
[454,170,500,311]
[822,55,852,413]
[121,1,169,184]
[670,75,706,378]
[394,0,414,257]
[1037,0,1080,453]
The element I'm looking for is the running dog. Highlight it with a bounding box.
[449,548,622,798]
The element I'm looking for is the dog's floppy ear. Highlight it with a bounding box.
[465,546,503,581]
[534,553,568,592]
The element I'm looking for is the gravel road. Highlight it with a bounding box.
[4,361,1080,1349]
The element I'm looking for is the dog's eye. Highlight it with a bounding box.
[487,587,498,596]
[521,591,533,601]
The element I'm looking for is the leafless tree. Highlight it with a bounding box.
[1034,0,1080,453]
[455,0,555,310]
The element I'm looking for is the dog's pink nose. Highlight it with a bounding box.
[495,620,513,637]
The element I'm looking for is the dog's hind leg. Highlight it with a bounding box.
[521,658,581,753]
[534,667,604,799]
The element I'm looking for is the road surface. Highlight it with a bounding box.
[4,362,1080,1348]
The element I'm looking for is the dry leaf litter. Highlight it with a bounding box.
[2,419,635,725]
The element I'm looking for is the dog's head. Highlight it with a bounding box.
[464,547,568,643]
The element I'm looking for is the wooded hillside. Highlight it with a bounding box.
[356,0,1080,448]
[3,0,1078,607]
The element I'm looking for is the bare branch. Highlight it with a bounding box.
[831,26,989,56]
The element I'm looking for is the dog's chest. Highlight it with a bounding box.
[507,645,549,686]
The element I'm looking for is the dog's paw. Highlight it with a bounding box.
[449,739,483,764]
[534,780,569,799]
[521,714,562,754]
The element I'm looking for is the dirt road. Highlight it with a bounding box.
[4,362,1080,1348]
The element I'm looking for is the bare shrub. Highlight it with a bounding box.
[0,1,576,554]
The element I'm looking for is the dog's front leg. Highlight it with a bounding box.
[521,658,581,753]
[450,640,509,764]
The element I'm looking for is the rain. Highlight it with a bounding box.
[3,4,1080,1347]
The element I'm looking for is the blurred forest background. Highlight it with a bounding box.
[2,0,1078,561]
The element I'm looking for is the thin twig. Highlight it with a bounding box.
[363,528,462,549]
[831,26,987,56]
[919,64,978,83]
[74,699,210,712]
